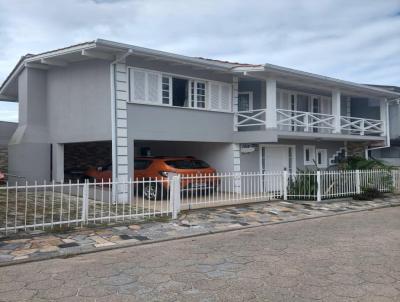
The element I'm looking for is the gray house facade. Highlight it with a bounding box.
[1,39,399,183]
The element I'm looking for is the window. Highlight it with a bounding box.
[238,92,253,112]
[129,67,232,112]
[304,145,316,165]
[316,149,328,168]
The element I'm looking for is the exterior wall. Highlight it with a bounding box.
[240,140,346,172]
[8,68,51,182]
[128,103,234,142]
[47,59,111,143]
[134,141,235,172]
[238,80,263,109]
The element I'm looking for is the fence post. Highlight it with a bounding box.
[355,170,361,194]
[82,181,89,224]
[283,170,288,200]
[169,174,181,219]
[316,171,321,202]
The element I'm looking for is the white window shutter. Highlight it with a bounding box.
[131,70,146,102]
[147,72,159,103]
[209,83,220,110]
[220,84,231,111]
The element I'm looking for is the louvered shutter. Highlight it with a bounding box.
[209,83,220,110]
[147,72,159,103]
[220,84,231,111]
[131,70,146,102]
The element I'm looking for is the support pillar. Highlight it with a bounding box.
[332,89,341,133]
[380,98,388,138]
[52,143,64,183]
[265,78,277,129]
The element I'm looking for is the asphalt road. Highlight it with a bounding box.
[1,206,400,301]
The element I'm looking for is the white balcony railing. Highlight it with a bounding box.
[236,109,267,128]
[340,116,384,136]
[276,109,335,133]
[234,109,384,136]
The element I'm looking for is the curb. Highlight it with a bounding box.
[1,202,399,268]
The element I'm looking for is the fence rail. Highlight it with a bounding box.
[1,169,398,235]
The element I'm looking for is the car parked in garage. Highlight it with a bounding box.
[83,156,218,199]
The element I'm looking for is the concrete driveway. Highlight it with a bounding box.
[0,207,400,301]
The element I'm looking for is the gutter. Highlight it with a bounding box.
[110,49,133,189]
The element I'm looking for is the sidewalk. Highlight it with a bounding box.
[0,195,399,266]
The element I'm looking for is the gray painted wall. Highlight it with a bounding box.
[128,103,235,143]
[240,139,345,172]
[8,68,51,182]
[47,59,111,143]
[388,103,400,140]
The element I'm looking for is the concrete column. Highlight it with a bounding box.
[332,89,341,133]
[111,60,129,203]
[232,76,239,131]
[265,78,277,129]
[52,143,64,182]
[380,98,388,138]
[232,143,241,194]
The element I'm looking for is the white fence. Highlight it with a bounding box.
[0,169,398,235]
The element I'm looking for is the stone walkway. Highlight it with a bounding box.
[0,195,399,265]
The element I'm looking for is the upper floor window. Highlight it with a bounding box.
[128,67,231,112]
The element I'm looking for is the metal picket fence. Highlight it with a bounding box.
[1,169,398,235]
[0,178,174,235]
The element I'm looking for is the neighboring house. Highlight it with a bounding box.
[0,39,399,183]
[366,85,400,166]
[0,119,18,173]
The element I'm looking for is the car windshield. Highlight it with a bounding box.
[135,160,152,170]
[165,159,210,169]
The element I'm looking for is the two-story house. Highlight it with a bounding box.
[0,39,399,183]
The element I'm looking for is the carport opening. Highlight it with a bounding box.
[134,140,233,173]
[64,141,111,181]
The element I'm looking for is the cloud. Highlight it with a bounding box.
[0,0,399,89]
[0,102,18,122]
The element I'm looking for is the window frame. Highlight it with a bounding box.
[316,148,328,168]
[128,67,232,113]
[303,145,316,166]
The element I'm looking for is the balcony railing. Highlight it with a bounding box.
[234,109,384,136]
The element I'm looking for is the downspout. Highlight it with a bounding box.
[365,98,400,159]
[110,49,133,184]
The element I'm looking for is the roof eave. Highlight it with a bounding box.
[232,65,400,99]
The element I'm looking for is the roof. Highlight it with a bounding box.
[1,39,400,100]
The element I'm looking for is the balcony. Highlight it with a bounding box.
[235,109,385,137]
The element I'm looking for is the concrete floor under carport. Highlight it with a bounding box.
[63,141,111,181]
[133,141,236,173]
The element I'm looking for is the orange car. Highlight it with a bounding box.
[84,156,218,199]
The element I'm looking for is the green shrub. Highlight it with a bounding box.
[353,187,383,201]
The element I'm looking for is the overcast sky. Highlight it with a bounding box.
[0,0,399,122]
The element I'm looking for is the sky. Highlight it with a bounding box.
[0,0,399,122]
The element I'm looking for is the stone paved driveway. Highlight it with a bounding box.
[0,206,400,301]
[1,196,399,265]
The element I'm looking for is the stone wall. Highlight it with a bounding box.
[64,141,111,172]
